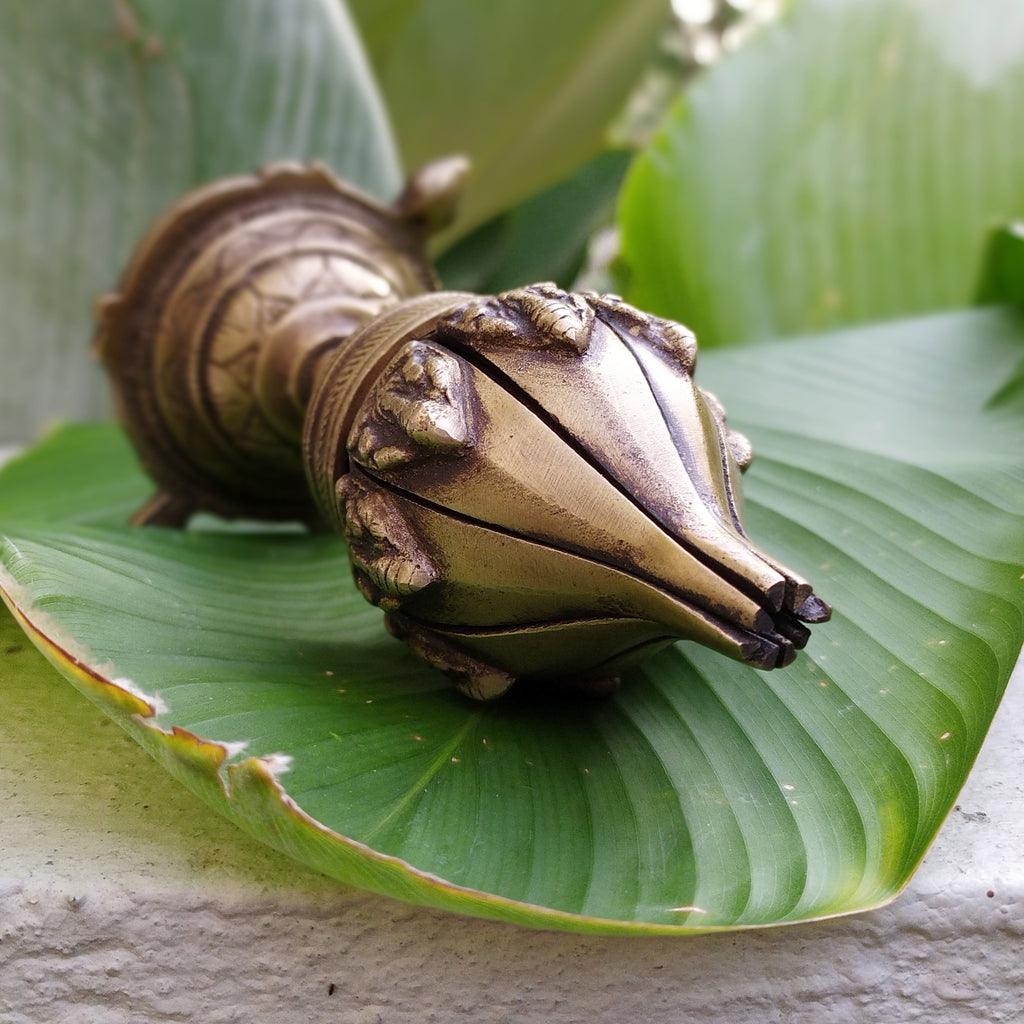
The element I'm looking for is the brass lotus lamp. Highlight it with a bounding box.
[95,159,830,700]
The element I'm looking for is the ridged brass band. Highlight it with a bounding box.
[302,292,475,531]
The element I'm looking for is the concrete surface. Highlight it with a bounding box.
[2,603,1021,1022]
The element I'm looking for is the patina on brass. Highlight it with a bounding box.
[96,162,830,700]
[95,157,468,525]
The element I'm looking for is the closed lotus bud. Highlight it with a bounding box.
[304,284,830,700]
[96,163,830,701]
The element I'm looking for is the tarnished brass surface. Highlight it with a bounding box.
[308,284,829,699]
[97,164,830,700]
[95,157,467,524]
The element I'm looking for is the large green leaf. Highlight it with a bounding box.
[618,0,1024,347]
[0,0,399,443]
[3,306,1022,932]
[348,0,670,241]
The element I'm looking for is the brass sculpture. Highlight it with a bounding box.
[95,160,830,700]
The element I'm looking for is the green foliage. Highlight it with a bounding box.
[618,0,1024,346]
[0,0,398,443]
[1,0,1023,932]
[976,223,1024,305]
[436,150,631,294]
[347,0,670,239]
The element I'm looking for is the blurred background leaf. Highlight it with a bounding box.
[435,149,631,294]
[976,223,1024,306]
[0,0,398,443]
[348,0,672,243]
[618,0,1024,346]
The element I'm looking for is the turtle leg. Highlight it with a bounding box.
[130,491,195,528]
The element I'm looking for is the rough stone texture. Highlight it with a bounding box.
[2,620,1021,1022]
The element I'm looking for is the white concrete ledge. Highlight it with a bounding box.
[2,611,1021,1022]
